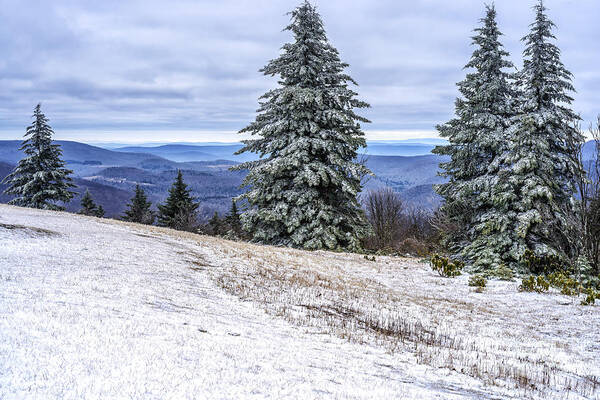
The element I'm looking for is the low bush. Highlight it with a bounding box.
[486,264,515,281]
[430,254,463,278]
[521,249,567,275]
[518,275,550,293]
[582,288,599,306]
[519,271,599,305]
[547,271,581,296]
[468,275,487,292]
[396,237,431,257]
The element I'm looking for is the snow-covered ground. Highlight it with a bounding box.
[0,205,598,399]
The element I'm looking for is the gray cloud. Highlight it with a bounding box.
[0,0,598,141]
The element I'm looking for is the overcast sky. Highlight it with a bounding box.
[0,0,598,143]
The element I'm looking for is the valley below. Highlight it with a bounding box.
[0,140,448,218]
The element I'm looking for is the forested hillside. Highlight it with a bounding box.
[0,140,452,217]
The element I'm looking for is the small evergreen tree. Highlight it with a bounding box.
[502,1,584,267]
[433,5,516,270]
[3,104,75,210]
[78,189,104,217]
[157,170,199,231]
[79,190,96,215]
[233,1,371,251]
[208,211,224,236]
[226,199,242,238]
[122,185,154,224]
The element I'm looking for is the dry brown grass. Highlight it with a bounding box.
[108,220,600,399]
[0,222,60,237]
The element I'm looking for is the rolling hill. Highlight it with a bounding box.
[115,144,252,162]
[365,155,446,189]
[1,205,598,399]
[0,140,178,176]
[113,140,446,162]
[0,140,169,166]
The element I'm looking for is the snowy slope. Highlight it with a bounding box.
[0,205,598,399]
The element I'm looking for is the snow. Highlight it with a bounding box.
[1,205,598,399]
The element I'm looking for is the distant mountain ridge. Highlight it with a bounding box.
[112,140,447,162]
[115,144,252,162]
[112,139,599,162]
[0,140,174,174]
[95,138,448,148]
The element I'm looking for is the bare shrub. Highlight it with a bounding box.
[363,188,404,250]
[201,244,598,398]
[576,116,600,274]
[401,207,435,241]
[362,188,438,255]
[396,237,429,256]
[171,203,200,232]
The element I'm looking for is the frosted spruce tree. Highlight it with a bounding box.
[433,5,516,268]
[233,1,371,250]
[502,0,584,266]
[3,104,75,210]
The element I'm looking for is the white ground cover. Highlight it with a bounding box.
[0,205,598,399]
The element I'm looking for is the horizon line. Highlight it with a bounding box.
[0,129,442,144]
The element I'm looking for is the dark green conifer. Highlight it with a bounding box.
[208,212,223,236]
[433,4,515,267]
[501,0,584,266]
[226,200,242,237]
[157,170,199,231]
[79,189,103,217]
[123,185,154,224]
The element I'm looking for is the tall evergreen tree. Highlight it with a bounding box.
[78,189,104,217]
[157,170,199,231]
[3,104,75,210]
[233,1,371,251]
[502,0,584,266]
[433,5,515,268]
[122,185,154,224]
